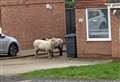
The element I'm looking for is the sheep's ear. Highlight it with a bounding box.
[42,38,46,40]
[42,38,49,40]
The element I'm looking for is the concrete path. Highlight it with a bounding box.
[0,52,112,76]
[0,47,66,60]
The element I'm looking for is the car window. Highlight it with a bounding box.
[88,11,100,19]
[0,34,5,39]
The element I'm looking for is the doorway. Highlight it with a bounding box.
[65,0,76,34]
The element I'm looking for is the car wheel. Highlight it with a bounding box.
[99,22,106,29]
[8,44,18,56]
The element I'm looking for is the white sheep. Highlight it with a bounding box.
[33,39,55,58]
[51,37,64,56]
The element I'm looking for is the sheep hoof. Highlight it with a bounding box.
[51,54,54,57]
[33,54,38,58]
[48,56,52,59]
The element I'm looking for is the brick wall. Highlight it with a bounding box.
[0,0,66,49]
[75,9,112,58]
[76,0,106,9]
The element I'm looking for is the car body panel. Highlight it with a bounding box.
[88,10,107,31]
[0,34,19,54]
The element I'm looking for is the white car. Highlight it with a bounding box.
[0,34,19,56]
[88,10,107,30]
[88,10,108,38]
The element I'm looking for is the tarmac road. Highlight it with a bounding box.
[0,75,120,82]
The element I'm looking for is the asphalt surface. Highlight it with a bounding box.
[0,76,24,82]
[0,76,120,82]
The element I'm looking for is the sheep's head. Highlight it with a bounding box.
[51,37,57,47]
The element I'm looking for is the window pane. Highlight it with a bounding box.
[88,9,109,38]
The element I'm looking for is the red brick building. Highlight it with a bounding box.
[0,0,120,59]
[0,0,66,49]
[75,0,120,58]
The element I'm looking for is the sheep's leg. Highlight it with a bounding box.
[58,47,63,56]
[51,50,54,57]
[33,49,39,57]
[33,49,37,56]
[47,50,52,58]
[36,49,40,55]
[59,48,63,56]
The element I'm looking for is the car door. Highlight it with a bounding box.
[88,10,101,38]
[0,35,9,53]
[88,10,100,31]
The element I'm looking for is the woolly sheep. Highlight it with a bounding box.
[33,39,55,58]
[51,37,64,56]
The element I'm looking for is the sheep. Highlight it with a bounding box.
[33,38,55,58]
[51,37,64,56]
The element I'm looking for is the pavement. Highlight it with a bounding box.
[0,49,114,82]
[0,50,112,76]
[0,45,66,60]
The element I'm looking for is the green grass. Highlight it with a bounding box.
[19,61,120,80]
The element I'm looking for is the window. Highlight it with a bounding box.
[86,8,111,41]
[107,0,120,3]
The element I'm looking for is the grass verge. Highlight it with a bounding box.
[19,61,120,80]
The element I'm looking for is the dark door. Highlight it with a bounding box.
[65,0,77,58]
[65,0,76,34]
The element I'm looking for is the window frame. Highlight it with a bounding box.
[86,8,112,41]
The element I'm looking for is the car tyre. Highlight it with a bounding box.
[99,22,106,29]
[8,43,18,56]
